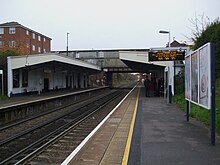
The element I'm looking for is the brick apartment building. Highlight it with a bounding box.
[0,22,51,55]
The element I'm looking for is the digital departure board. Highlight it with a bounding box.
[148,51,185,61]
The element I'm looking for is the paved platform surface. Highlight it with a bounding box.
[129,88,220,165]
[68,86,220,165]
[68,87,138,165]
[0,90,75,108]
[0,88,96,109]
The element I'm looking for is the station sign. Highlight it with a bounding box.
[148,50,185,61]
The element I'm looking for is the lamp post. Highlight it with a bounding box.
[159,30,170,47]
[67,32,69,56]
[159,30,174,102]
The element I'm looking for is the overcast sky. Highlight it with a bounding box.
[1,0,220,51]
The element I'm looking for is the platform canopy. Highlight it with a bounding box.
[119,51,167,73]
[8,53,101,73]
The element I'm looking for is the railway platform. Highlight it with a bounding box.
[66,86,220,165]
[0,88,85,109]
[0,87,110,110]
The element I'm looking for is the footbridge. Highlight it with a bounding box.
[57,49,166,73]
[56,46,189,94]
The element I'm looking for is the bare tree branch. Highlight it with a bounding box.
[187,13,211,43]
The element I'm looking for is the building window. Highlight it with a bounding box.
[32,33,35,39]
[9,41,16,47]
[38,35,41,41]
[38,47,41,53]
[0,28,4,34]
[22,69,28,87]
[43,38,46,42]
[13,69,19,88]
[0,41,4,48]
[43,48,46,53]
[32,45,35,51]
[26,30,29,35]
[9,27,16,34]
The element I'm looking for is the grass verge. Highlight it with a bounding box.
[0,95,8,100]
[173,78,220,133]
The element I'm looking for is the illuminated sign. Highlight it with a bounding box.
[148,50,185,61]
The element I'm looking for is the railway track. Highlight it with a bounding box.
[0,90,111,141]
[0,89,128,165]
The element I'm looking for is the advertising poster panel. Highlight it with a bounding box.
[185,42,215,145]
[185,56,191,100]
[191,52,198,103]
[199,44,210,108]
[185,42,212,109]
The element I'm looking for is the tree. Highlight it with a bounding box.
[188,14,211,44]
[192,19,220,77]
[0,50,18,95]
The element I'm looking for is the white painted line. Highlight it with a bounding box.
[61,86,136,165]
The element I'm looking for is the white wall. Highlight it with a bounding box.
[28,69,43,92]
[8,67,70,96]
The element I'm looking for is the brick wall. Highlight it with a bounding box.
[0,26,51,55]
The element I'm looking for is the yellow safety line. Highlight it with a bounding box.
[122,87,140,165]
